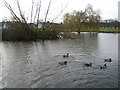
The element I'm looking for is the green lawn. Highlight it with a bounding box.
[33,27,120,33]
[99,28,119,33]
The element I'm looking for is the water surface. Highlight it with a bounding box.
[0,33,118,88]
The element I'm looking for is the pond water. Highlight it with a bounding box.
[0,33,119,88]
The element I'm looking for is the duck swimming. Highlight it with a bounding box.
[59,61,67,65]
[84,62,92,67]
[100,64,107,69]
[63,53,69,58]
[104,58,112,62]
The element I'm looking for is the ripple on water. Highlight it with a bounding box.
[1,33,118,88]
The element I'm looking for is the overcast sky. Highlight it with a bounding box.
[0,0,119,22]
[118,1,120,22]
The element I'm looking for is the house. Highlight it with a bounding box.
[3,23,9,29]
[1,21,12,29]
[43,22,63,30]
[38,23,43,29]
[0,22,9,29]
[28,23,43,29]
[100,19,118,28]
[28,23,37,29]
[1,21,63,30]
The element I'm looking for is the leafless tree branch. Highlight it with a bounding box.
[44,0,51,22]
[2,0,21,22]
[33,0,39,23]
[16,0,27,23]
[37,0,42,25]
[51,2,68,22]
[31,0,34,23]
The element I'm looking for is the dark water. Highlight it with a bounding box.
[0,33,118,88]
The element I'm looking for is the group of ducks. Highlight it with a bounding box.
[81,58,112,69]
[100,58,112,69]
[59,53,112,70]
[59,53,69,65]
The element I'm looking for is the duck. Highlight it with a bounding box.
[84,62,92,67]
[100,64,107,69]
[59,61,67,65]
[63,53,69,58]
[104,58,112,62]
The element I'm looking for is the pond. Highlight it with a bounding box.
[0,32,119,88]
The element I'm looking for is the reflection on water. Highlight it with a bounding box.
[0,33,118,88]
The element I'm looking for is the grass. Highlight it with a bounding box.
[62,27,120,33]
[99,28,119,33]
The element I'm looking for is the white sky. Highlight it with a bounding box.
[0,0,119,23]
[118,1,120,22]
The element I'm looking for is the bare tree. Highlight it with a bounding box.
[30,0,34,23]
[16,0,27,23]
[2,0,21,22]
[3,0,68,29]
[36,0,42,26]
[44,0,52,23]
[51,2,68,22]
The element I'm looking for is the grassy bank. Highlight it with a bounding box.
[2,25,119,41]
[62,28,120,33]
[98,28,119,33]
